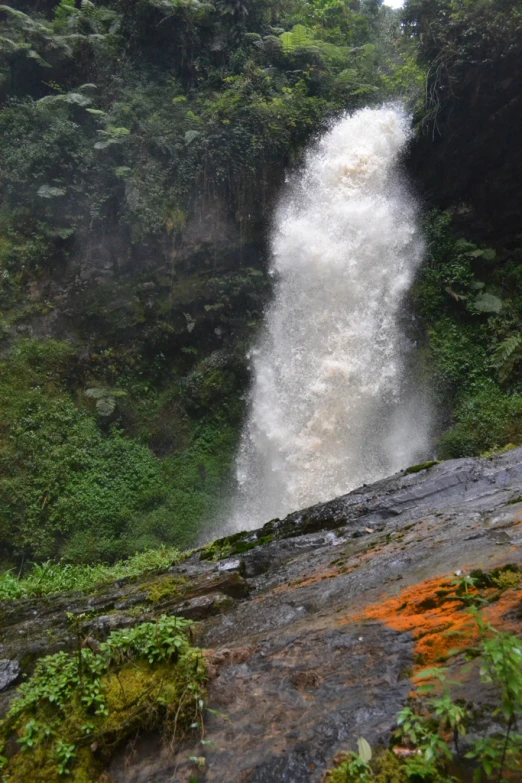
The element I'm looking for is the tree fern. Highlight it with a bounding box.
[280,25,315,54]
[491,334,522,382]
[85,387,127,417]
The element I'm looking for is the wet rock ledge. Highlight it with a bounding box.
[2,449,522,781]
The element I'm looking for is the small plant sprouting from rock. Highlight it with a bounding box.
[325,746,409,783]
[0,615,207,782]
[465,611,522,781]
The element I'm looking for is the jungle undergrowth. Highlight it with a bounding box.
[0,546,181,602]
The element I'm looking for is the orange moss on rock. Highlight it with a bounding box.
[483,588,522,633]
[343,576,522,670]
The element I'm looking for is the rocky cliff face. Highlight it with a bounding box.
[10,191,266,349]
[2,449,522,781]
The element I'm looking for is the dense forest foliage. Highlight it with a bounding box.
[0,0,521,569]
[407,0,522,457]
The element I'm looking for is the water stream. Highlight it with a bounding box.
[227,106,431,532]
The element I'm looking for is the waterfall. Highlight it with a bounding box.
[227,106,430,532]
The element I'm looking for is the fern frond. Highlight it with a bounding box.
[85,387,107,399]
[491,334,522,382]
[96,398,116,416]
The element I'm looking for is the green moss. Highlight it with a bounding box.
[480,443,518,459]
[145,575,188,603]
[199,532,274,562]
[230,535,274,555]
[199,544,233,562]
[3,657,205,782]
[469,564,522,593]
[490,564,520,591]
[404,461,440,475]
[199,531,249,561]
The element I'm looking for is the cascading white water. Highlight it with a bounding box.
[227,106,431,532]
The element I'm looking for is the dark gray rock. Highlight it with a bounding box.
[0,659,19,692]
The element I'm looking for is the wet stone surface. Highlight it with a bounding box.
[109,624,413,783]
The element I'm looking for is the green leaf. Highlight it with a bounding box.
[473,293,503,313]
[280,24,314,53]
[106,126,130,138]
[416,683,436,694]
[466,248,496,261]
[65,92,92,105]
[0,36,21,53]
[85,387,107,400]
[336,68,358,83]
[37,185,67,198]
[96,398,116,416]
[94,139,117,149]
[27,49,52,67]
[184,130,201,145]
[357,737,372,763]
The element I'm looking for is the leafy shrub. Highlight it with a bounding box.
[438,388,522,459]
[0,336,245,564]
[140,414,240,550]
[0,386,167,561]
[0,340,170,563]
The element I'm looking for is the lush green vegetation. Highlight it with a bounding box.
[0,338,238,563]
[0,0,418,290]
[0,614,207,781]
[413,211,522,459]
[401,0,522,460]
[0,546,182,600]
